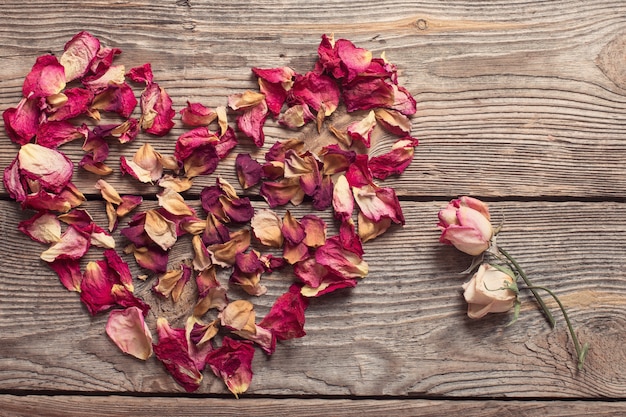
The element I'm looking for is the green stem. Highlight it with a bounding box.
[498,247,556,328]
[524,285,590,371]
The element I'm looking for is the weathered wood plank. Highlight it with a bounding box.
[2,1,626,198]
[1,396,625,417]
[0,200,624,397]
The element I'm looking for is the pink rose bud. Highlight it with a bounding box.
[437,196,493,256]
[462,264,517,319]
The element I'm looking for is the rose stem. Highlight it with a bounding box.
[498,247,556,328]
[523,285,590,371]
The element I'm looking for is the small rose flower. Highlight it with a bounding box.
[462,264,517,319]
[437,196,493,256]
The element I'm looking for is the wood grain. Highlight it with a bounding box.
[1,396,626,417]
[1,0,625,412]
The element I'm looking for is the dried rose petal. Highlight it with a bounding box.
[180,101,218,126]
[229,251,267,296]
[236,99,268,147]
[104,248,134,292]
[3,97,41,145]
[235,153,262,189]
[185,316,216,370]
[315,34,372,82]
[345,154,373,188]
[22,183,86,213]
[124,243,168,273]
[357,211,392,242]
[374,108,412,136]
[265,138,305,162]
[281,210,305,245]
[18,211,61,243]
[23,55,66,99]
[79,260,117,315]
[332,174,354,223]
[47,87,93,122]
[259,284,309,340]
[277,103,315,129]
[18,143,74,193]
[250,209,283,248]
[203,213,231,246]
[219,299,256,334]
[312,174,334,211]
[205,336,255,398]
[352,183,405,225]
[346,110,377,147]
[301,215,327,248]
[208,228,251,267]
[252,66,295,115]
[60,31,101,82]
[35,120,88,148]
[106,306,153,360]
[342,77,394,113]
[158,175,193,193]
[315,234,368,279]
[369,137,419,180]
[90,83,138,119]
[40,224,90,262]
[260,177,305,208]
[126,63,153,84]
[289,71,340,118]
[157,188,195,217]
[140,82,175,136]
[82,64,126,93]
[144,209,178,251]
[153,317,203,392]
[47,259,82,292]
[153,264,191,302]
[318,144,356,176]
[95,178,123,205]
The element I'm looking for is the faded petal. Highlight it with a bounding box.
[205,336,255,398]
[144,209,178,250]
[106,306,153,360]
[47,259,82,292]
[140,82,176,136]
[259,284,308,341]
[153,317,203,392]
[18,143,74,193]
[18,211,61,243]
[23,55,66,99]
[235,153,262,189]
[40,224,90,262]
[60,31,101,82]
[250,209,283,248]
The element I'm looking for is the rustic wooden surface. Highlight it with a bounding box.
[1,0,626,415]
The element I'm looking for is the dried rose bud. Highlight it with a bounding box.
[437,196,493,256]
[462,264,517,319]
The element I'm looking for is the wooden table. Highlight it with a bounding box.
[1,1,625,416]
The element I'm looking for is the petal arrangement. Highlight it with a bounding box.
[3,32,419,395]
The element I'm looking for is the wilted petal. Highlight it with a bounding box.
[220,195,254,224]
[374,108,412,136]
[3,97,41,145]
[312,174,334,211]
[346,110,376,147]
[318,144,356,176]
[153,317,203,392]
[229,251,267,296]
[332,174,354,223]
[191,235,213,271]
[18,143,74,193]
[157,188,194,217]
[158,175,193,192]
[315,235,368,279]
[252,66,295,115]
[228,90,265,110]
[140,82,175,136]
[124,244,168,273]
[180,101,217,126]
[289,72,340,117]
[250,209,283,248]
[144,209,178,251]
[219,299,256,334]
[90,83,138,119]
[342,77,394,113]
[80,260,116,315]
[47,258,82,292]
[208,228,251,267]
[236,99,268,147]
[259,284,308,340]
[203,212,231,246]
[23,55,66,99]
[153,264,191,302]
[95,179,123,205]
[35,121,87,148]
[345,154,373,188]
[235,153,262,189]
[358,211,392,242]
[260,177,305,208]
[185,316,217,370]
[301,215,327,248]
[205,336,255,398]
[82,64,126,93]
[104,248,134,292]
[369,137,419,180]
[194,285,228,316]
[126,63,154,84]
[60,31,101,82]
[40,224,90,262]
[106,306,153,360]
[352,183,405,225]
[265,138,305,162]
[277,104,315,129]
[18,211,61,243]
[281,210,305,245]
[47,87,94,122]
